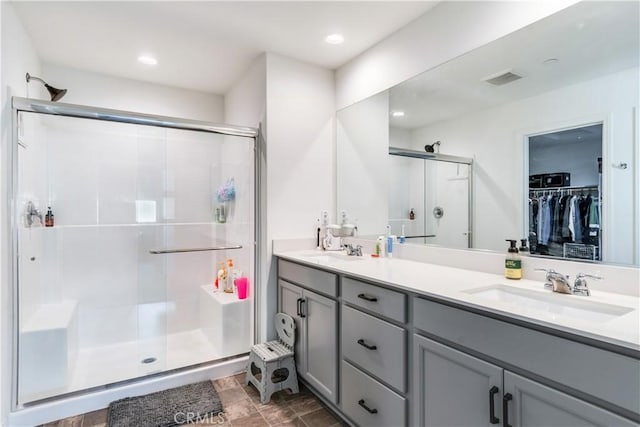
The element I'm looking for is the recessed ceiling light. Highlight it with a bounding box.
[391,111,405,117]
[325,34,344,45]
[138,55,158,66]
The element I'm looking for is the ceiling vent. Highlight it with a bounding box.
[482,69,523,86]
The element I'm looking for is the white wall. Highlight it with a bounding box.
[336,0,579,109]
[264,53,334,340]
[42,64,224,122]
[224,54,267,342]
[0,2,45,423]
[410,67,639,265]
[224,54,266,129]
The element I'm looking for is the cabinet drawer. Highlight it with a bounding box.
[278,259,337,297]
[342,277,406,323]
[413,297,640,416]
[341,360,406,427]
[342,305,406,392]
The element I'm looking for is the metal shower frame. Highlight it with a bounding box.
[9,96,263,411]
[389,146,474,248]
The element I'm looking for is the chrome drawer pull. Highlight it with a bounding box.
[358,399,378,414]
[357,339,377,350]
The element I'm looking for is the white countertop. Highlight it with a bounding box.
[276,250,640,354]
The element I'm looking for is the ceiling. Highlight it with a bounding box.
[388,1,639,129]
[11,1,438,95]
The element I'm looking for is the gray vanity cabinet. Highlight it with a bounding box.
[413,335,503,427]
[278,278,338,404]
[413,334,636,427]
[504,371,637,427]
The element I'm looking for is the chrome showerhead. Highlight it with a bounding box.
[26,73,67,102]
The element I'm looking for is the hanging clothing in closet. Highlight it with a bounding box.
[528,190,600,256]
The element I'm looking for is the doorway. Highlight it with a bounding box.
[527,124,603,261]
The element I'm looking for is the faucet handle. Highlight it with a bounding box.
[535,268,557,289]
[534,268,556,273]
[573,273,602,296]
[576,272,603,280]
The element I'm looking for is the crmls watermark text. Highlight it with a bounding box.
[174,411,227,424]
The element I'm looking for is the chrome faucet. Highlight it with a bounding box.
[573,273,602,296]
[536,268,602,296]
[344,244,363,256]
[24,201,43,228]
[535,268,571,294]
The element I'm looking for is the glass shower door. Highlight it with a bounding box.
[424,160,471,248]
[16,110,255,405]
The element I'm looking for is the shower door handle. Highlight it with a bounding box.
[149,244,242,254]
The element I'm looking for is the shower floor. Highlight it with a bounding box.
[67,329,221,396]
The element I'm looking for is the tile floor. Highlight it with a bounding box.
[42,373,346,427]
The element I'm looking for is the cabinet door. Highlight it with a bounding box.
[413,335,503,427]
[303,289,338,404]
[278,279,305,372]
[503,371,636,427]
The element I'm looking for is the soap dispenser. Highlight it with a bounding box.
[505,239,522,280]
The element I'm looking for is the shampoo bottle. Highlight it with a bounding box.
[228,259,242,292]
[45,207,54,227]
[400,224,406,243]
[505,239,522,280]
[218,262,230,293]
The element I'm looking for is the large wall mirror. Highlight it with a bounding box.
[336,1,639,266]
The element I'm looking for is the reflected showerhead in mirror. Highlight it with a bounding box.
[26,73,67,102]
[425,141,440,153]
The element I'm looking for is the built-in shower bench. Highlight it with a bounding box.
[19,300,78,402]
[199,286,250,356]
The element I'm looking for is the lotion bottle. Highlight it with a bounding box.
[376,236,385,257]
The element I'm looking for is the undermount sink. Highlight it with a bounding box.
[464,285,633,322]
[298,252,364,262]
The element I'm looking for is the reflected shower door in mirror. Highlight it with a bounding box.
[335,1,639,266]
[389,153,471,248]
[527,124,603,262]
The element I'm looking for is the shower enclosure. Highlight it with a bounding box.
[388,147,473,248]
[10,98,259,406]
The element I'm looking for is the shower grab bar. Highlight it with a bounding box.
[405,235,436,239]
[149,245,243,254]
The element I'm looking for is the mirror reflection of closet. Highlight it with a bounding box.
[527,124,602,261]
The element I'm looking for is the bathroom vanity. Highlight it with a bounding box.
[275,252,640,427]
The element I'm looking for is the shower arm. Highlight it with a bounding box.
[25,74,46,85]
